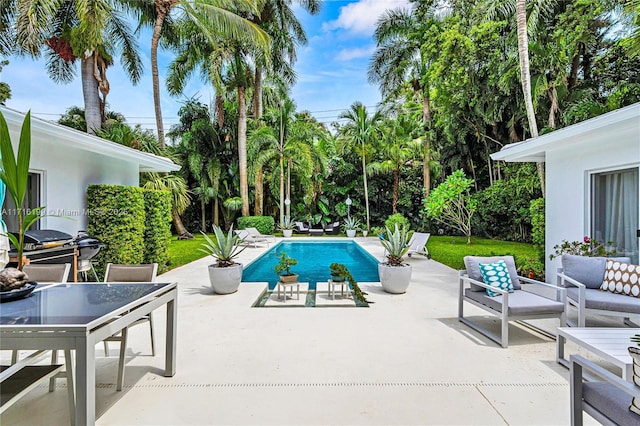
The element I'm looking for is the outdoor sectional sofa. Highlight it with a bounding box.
[557,254,639,327]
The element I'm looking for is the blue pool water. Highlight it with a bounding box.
[242,241,379,289]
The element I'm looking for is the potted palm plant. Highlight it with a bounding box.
[274,252,298,283]
[279,216,295,238]
[200,225,246,294]
[378,224,413,293]
[343,217,361,238]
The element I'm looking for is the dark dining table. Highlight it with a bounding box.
[0,282,178,426]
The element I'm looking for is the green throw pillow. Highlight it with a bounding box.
[479,260,515,297]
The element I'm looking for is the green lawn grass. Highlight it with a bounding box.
[427,235,537,271]
[166,233,211,271]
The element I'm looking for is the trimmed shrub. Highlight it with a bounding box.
[530,197,545,262]
[86,185,145,277]
[237,215,275,235]
[143,189,172,271]
[385,213,409,231]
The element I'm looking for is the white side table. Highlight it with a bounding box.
[277,281,300,302]
[328,279,352,300]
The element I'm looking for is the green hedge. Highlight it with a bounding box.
[385,213,409,231]
[530,197,545,262]
[237,216,275,235]
[143,189,172,271]
[87,185,145,277]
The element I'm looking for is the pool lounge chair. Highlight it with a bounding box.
[406,232,430,258]
[244,227,276,245]
[324,221,341,235]
[294,222,309,234]
[235,229,271,247]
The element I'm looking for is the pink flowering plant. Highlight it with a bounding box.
[549,236,617,260]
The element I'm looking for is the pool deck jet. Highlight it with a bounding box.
[1,237,604,425]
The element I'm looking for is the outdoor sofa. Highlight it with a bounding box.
[557,254,639,327]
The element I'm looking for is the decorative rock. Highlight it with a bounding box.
[0,268,29,291]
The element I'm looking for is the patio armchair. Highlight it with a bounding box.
[22,263,71,283]
[406,232,430,258]
[324,221,341,235]
[570,354,640,426]
[459,255,566,348]
[235,229,271,248]
[103,263,158,391]
[294,221,309,234]
[557,254,638,327]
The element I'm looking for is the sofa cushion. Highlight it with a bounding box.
[561,254,607,289]
[464,288,564,315]
[464,256,521,292]
[479,260,514,297]
[566,288,640,314]
[629,347,640,415]
[601,259,640,297]
[583,382,639,424]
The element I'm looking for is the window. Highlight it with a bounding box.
[2,172,42,232]
[591,167,639,264]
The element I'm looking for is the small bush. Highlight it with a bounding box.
[237,215,275,235]
[530,197,545,262]
[87,185,145,277]
[143,189,172,271]
[384,213,409,231]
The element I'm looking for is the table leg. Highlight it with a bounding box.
[75,336,96,426]
[624,363,633,382]
[165,298,177,377]
[64,349,76,426]
[556,333,568,369]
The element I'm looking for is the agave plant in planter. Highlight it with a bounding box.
[200,225,246,294]
[379,224,413,294]
[343,217,361,238]
[279,216,295,238]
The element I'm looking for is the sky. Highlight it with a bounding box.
[0,0,412,131]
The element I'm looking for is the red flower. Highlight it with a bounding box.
[583,236,590,243]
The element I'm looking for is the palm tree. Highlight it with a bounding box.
[1,0,143,134]
[368,116,420,213]
[132,0,268,147]
[337,102,382,232]
[369,6,435,197]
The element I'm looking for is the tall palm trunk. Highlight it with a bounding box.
[515,0,545,195]
[238,84,249,216]
[362,143,370,232]
[81,54,101,134]
[393,168,400,214]
[279,152,285,226]
[172,211,190,238]
[253,67,263,119]
[254,165,264,216]
[200,198,206,233]
[422,95,431,198]
[152,2,172,148]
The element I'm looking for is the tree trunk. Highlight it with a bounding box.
[151,4,169,148]
[200,198,206,233]
[548,84,558,129]
[516,0,545,197]
[253,67,263,119]
[215,94,225,128]
[286,157,292,218]
[254,165,263,216]
[279,152,285,226]
[172,211,193,239]
[422,95,431,198]
[81,54,101,134]
[392,168,399,214]
[237,85,249,216]
[213,198,219,226]
[362,143,370,232]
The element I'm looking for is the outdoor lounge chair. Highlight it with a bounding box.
[103,263,158,391]
[570,354,640,425]
[235,229,271,247]
[406,232,430,258]
[324,221,341,235]
[459,255,566,348]
[244,227,276,245]
[294,222,309,234]
[556,254,638,327]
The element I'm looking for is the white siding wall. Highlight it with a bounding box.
[6,125,139,236]
[545,129,640,282]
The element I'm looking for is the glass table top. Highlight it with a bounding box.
[0,283,172,326]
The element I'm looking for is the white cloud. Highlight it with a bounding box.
[323,0,412,37]
[336,45,376,61]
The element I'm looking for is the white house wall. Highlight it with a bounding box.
[545,125,640,282]
[6,124,139,236]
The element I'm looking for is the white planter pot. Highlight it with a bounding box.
[208,263,243,294]
[346,229,356,238]
[378,263,412,294]
[283,229,293,238]
[362,230,368,238]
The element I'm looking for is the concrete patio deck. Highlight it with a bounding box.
[1,237,603,425]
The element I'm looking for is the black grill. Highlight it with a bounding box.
[74,232,104,261]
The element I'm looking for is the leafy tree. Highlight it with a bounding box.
[424,170,476,244]
[0,60,10,104]
[58,106,125,132]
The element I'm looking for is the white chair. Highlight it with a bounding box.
[406,232,430,258]
[294,222,309,234]
[244,227,276,245]
[103,263,158,391]
[234,229,271,248]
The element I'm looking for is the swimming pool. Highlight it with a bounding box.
[242,241,379,289]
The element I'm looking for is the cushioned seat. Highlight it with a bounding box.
[583,382,639,425]
[566,287,640,314]
[465,288,564,315]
